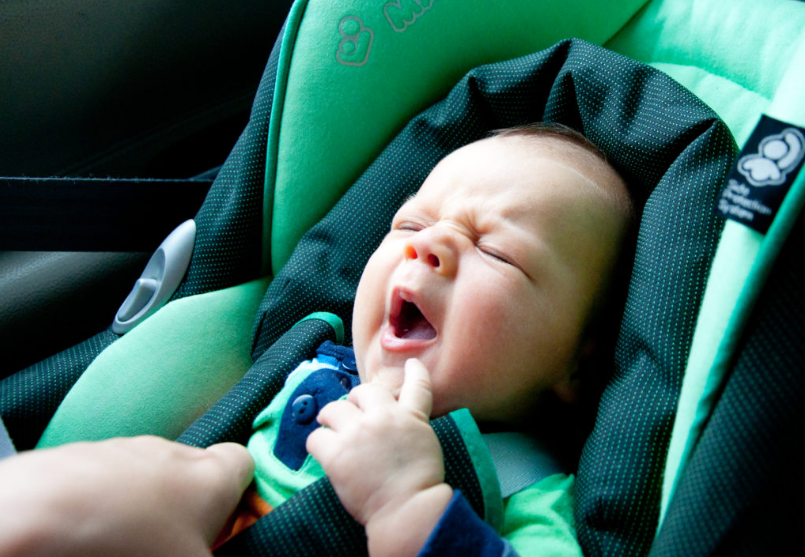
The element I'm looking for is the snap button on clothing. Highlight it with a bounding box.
[291,394,317,425]
[341,356,358,372]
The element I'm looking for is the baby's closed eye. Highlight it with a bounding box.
[393,220,425,232]
[477,244,514,265]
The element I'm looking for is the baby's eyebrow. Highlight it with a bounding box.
[394,194,419,214]
[391,194,419,223]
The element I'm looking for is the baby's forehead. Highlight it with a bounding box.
[469,134,630,218]
[439,135,604,183]
[406,134,630,244]
[417,137,604,204]
[490,134,612,179]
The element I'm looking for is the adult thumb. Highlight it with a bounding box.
[205,443,255,491]
[193,443,255,543]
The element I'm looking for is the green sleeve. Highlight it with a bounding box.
[501,474,582,557]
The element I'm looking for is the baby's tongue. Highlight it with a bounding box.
[402,319,436,340]
[397,301,437,340]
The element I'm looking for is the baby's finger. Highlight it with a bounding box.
[316,399,361,430]
[347,382,397,412]
[398,358,433,420]
[306,426,342,468]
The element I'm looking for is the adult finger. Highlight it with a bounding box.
[190,443,255,544]
[205,443,255,493]
[397,358,433,420]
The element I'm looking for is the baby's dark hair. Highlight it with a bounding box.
[491,121,607,159]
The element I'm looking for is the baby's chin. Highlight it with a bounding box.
[361,361,458,419]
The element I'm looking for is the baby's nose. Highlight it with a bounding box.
[404,229,457,277]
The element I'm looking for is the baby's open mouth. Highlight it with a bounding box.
[390,295,437,341]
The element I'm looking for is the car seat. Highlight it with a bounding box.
[2,0,804,555]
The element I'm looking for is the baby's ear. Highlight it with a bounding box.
[551,375,581,404]
[552,337,597,404]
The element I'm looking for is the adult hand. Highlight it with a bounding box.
[0,436,254,557]
[307,358,453,557]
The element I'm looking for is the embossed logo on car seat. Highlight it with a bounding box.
[737,127,805,187]
[336,16,374,66]
[384,0,434,32]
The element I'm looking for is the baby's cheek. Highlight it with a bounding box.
[460,290,519,344]
[353,278,384,339]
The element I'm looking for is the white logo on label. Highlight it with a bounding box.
[737,128,805,187]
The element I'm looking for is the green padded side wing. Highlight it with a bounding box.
[607,0,804,145]
[265,0,650,274]
[37,277,270,446]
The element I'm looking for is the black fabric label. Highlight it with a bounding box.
[716,115,805,234]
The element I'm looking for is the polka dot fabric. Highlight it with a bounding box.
[0,330,119,450]
[651,212,805,556]
[172,25,285,300]
[215,478,366,557]
[179,318,338,448]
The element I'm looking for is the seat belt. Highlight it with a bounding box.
[483,432,566,498]
[0,415,17,461]
[0,177,212,251]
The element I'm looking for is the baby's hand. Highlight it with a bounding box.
[307,359,453,557]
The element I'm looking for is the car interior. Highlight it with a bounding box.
[2,0,803,554]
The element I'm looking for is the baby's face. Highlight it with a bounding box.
[352,136,627,425]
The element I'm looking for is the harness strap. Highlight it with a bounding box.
[0,415,17,461]
[483,432,565,498]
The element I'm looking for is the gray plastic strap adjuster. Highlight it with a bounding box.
[112,219,196,334]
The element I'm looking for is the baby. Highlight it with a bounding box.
[224,123,633,556]
[0,123,632,557]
